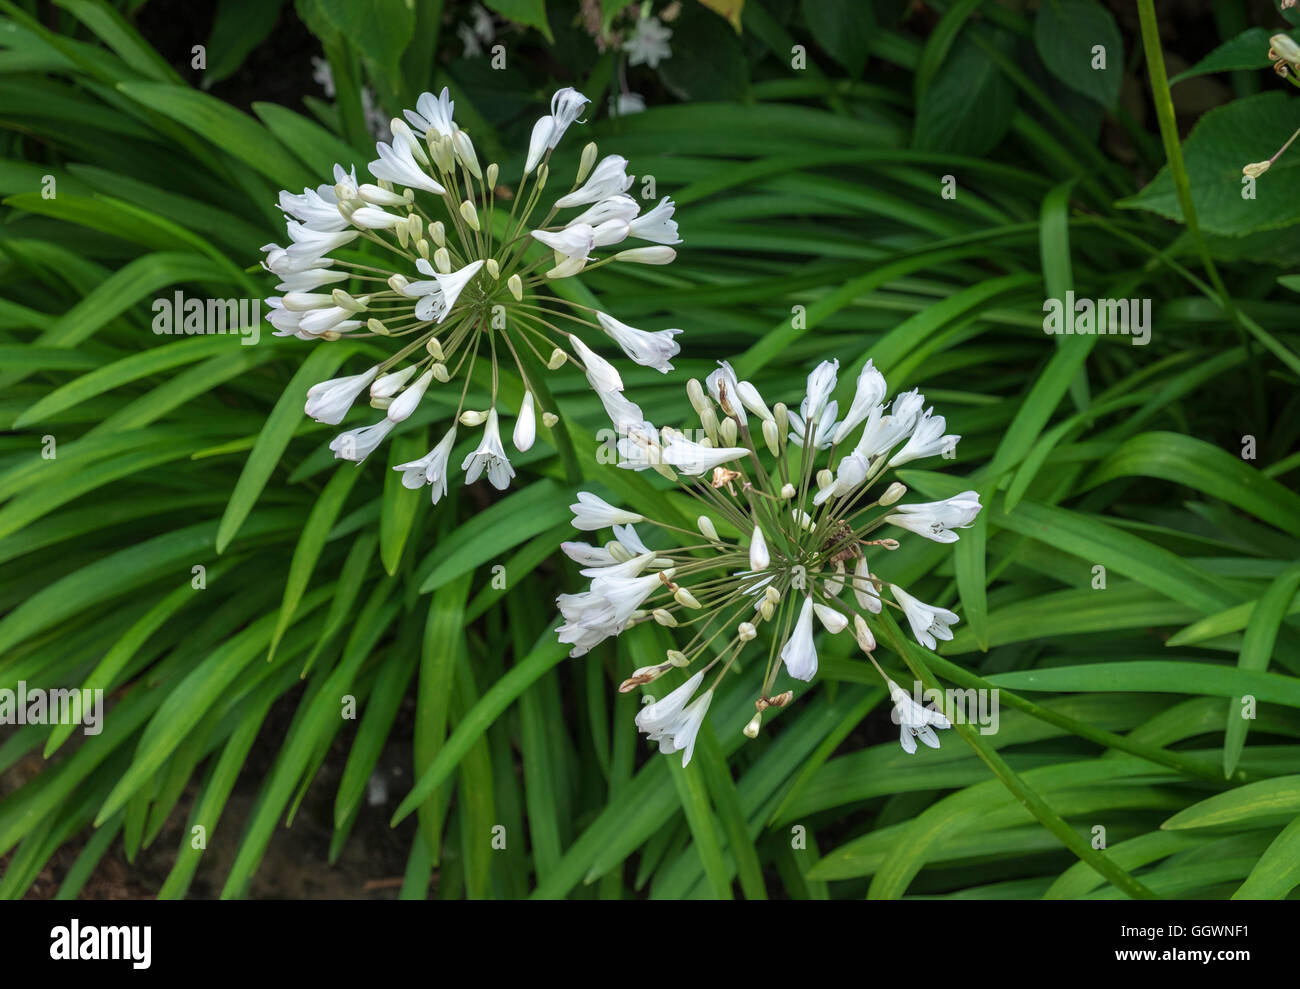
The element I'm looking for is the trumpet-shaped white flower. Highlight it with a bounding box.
[885,491,981,543]
[889,408,958,467]
[891,584,959,650]
[330,418,395,463]
[802,359,839,422]
[571,195,639,227]
[570,491,644,530]
[635,671,704,741]
[655,691,712,766]
[659,431,749,475]
[404,87,456,139]
[532,224,595,263]
[369,137,446,195]
[555,155,633,208]
[568,334,623,392]
[832,360,887,444]
[305,366,380,424]
[394,426,458,503]
[595,312,680,372]
[888,678,952,754]
[460,408,514,490]
[628,197,681,245]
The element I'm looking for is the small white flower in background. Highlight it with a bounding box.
[311,56,336,98]
[263,85,685,501]
[610,91,647,116]
[311,54,389,141]
[887,677,951,754]
[457,3,495,57]
[556,354,979,764]
[624,15,673,68]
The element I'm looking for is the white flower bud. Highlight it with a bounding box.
[853,614,876,653]
[459,199,480,231]
[749,525,769,572]
[578,142,598,184]
[880,482,907,506]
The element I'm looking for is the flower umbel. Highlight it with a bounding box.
[556,356,978,761]
[264,86,684,504]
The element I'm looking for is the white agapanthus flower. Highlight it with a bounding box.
[623,16,673,68]
[263,86,684,501]
[555,354,978,762]
[887,677,952,754]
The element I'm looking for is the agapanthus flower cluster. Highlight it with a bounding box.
[556,357,977,764]
[262,86,683,501]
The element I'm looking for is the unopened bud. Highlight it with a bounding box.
[666,649,689,667]
[547,348,567,370]
[737,622,756,642]
[674,587,702,609]
[453,130,481,178]
[879,482,907,506]
[508,274,523,301]
[486,258,499,279]
[425,336,445,360]
[763,419,780,456]
[613,246,676,265]
[366,318,389,335]
[853,614,876,653]
[434,247,451,273]
[431,363,450,383]
[459,199,480,231]
[743,711,762,739]
[459,410,488,426]
[542,412,558,428]
[720,417,738,446]
[652,608,678,627]
[686,378,710,415]
[577,142,598,184]
[1243,160,1271,179]
[780,483,795,500]
[697,515,719,541]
